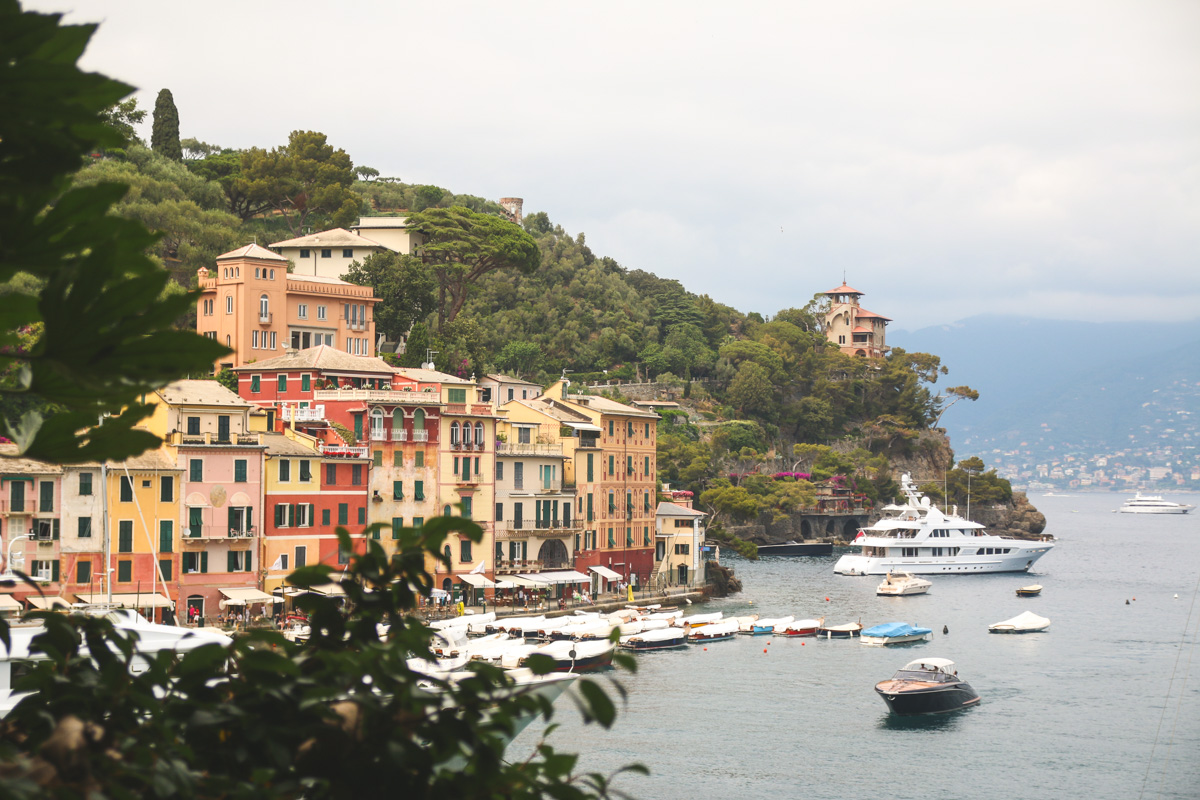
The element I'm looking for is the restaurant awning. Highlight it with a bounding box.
[74,592,173,609]
[588,565,622,581]
[519,570,589,585]
[218,587,282,605]
[495,576,541,588]
[0,595,22,610]
[458,573,495,587]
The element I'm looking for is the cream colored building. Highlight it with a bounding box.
[823,282,891,358]
[269,228,390,280]
[494,417,576,576]
[349,216,424,256]
[653,501,707,589]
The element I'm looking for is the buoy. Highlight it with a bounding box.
[943,625,949,635]
[764,648,768,653]
[749,600,753,605]
[825,597,830,602]
[1126,599,1130,605]
[703,647,707,651]
[801,642,805,646]
[1175,594,1179,599]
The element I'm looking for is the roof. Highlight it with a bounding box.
[352,216,413,230]
[824,282,863,296]
[563,394,660,419]
[287,273,368,287]
[112,450,180,472]
[852,326,874,334]
[656,502,707,519]
[260,433,319,456]
[270,227,386,249]
[216,243,288,262]
[158,380,252,408]
[510,397,593,425]
[853,307,892,321]
[233,345,394,375]
[393,367,472,385]
[0,444,63,475]
[484,373,542,387]
[633,400,681,409]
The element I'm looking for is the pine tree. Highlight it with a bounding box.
[150,87,181,160]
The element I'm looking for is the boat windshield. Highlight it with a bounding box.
[892,669,955,683]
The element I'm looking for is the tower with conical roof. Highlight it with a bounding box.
[823,282,891,358]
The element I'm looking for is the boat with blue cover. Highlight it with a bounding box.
[860,622,933,646]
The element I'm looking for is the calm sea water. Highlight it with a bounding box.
[519,493,1200,800]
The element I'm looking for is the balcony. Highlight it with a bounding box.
[494,520,581,539]
[312,388,441,406]
[259,312,273,325]
[442,403,494,417]
[319,443,369,459]
[412,429,430,442]
[495,558,568,574]
[285,406,325,423]
[174,432,264,446]
[182,525,257,545]
[369,429,388,442]
[392,429,408,442]
[496,441,563,457]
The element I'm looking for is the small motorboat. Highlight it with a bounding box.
[876,572,932,596]
[989,611,1051,634]
[687,620,739,643]
[1015,584,1043,597]
[677,612,723,628]
[776,618,824,637]
[819,621,864,639]
[745,616,795,635]
[875,658,981,716]
[508,639,615,672]
[860,622,933,646]
[733,614,761,633]
[620,627,688,651]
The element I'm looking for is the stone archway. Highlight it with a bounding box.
[800,519,814,539]
[825,518,839,536]
[843,519,860,539]
[538,538,569,570]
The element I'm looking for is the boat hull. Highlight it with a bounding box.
[687,632,736,643]
[756,542,834,556]
[875,681,980,716]
[620,638,688,651]
[1118,507,1191,514]
[835,547,1052,576]
[861,633,931,646]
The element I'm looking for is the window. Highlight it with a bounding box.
[77,560,92,584]
[252,330,259,349]
[645,456,651,475]
[460,540,472,562]
[608,527,615,548]
[415,450,424,468]
[351,464,363,485]
[275,503,292,528]
[159,475,173,502]
[495,503,503,521]
[608,455,614,476]
[270,332,277,349]
[39,481,54,512]
[118,520,133,553]
[342,248,353,258]
[414,480,424,501]
[674,543,690,555]
[78,517,92,538]
[392,450,401,467]
[321,249,331,258]
[159,559,172,581]
[259,294,268,319]
[517,427,531,444]
[279,459,291,482]
[608,420,614,436]
[9,481,23,512]
[373,450,383,467]
[186,458,202,482]
[295,546,307,568]
[296,503,313,527]
[182,552,205,574]
[276,554,289,571]
[299,460,311,482]
[226,295,233,314]
[393,481,404,500]
[79,472,93,496]
[326,463,337,485]
[358,507,366,524]
[117,560,131,583]
[448,388,466,404]
[627,455,634,475]
[475,422,485,447]
[298,303,308,319]
[188,507,203,537]
[322,508,330,526]
[119,476,133,502]
[462,497,472,519]
[338,503,348,525]
[450,422,460,445]
[413,517,424,530]
[234,460,247,483]
[300,248,310,258]
[278,374,287,392]
[496,461,504,481]
[159,520,173,553]
[228,551,251,572]
[317,305,327,320]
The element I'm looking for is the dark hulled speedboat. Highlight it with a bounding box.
[874,658,980,716]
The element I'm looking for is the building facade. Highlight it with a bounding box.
[823,282,891,358]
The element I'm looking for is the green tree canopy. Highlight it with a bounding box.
[407,206,541,328]
[150,87,181,161]
[241,130,359,235]
[341,251,437,342]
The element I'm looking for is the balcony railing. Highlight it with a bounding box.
[494,520,582,539]
[392,429,407,441]
[287,406,325,422]
[183,525,257,543]
[412,429,429,442]
[369,429,388,442]
[496,442,563,456]
[319,444,369,458]
[259,312,272,324]
[312,389,441,406]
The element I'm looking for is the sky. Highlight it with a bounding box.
[29,0,1200,331]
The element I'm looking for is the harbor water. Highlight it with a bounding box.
[518,493,1200,799]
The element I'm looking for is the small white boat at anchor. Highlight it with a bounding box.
[988,611,1051,634]
[876,572,932,596]
[861,622,933,646]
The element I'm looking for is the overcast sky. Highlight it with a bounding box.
[31,0,1200,330]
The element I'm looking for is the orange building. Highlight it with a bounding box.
[197,244,380,371]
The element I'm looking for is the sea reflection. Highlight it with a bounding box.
[877,709,972,732]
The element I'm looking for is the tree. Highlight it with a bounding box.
[150,88,181,161]
[188,149,272,221]
[180,136,221,161]
[932,385,980,427]
[727,361,775,417]
[407,206,541,328]
[241,130,359,235]
[354,165,380,181]
[99,97,145,147]
[341,251,437,342]
[496,340,543,378]
[0,0,226,463]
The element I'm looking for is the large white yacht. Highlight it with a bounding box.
[1117,493,1193,515]
[834,474,1054,576]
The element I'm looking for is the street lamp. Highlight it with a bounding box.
[2,534,41,582]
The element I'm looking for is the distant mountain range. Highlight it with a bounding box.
[890,316,1200,457]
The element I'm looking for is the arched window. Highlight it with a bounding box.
[413,409,425,430]
[370,408,384,439]
[443,505,452,517]
[225,335,231,346]
[443,545,451,564]
[391,407,403,432]
[259,294,269,320]
[450,422,460,445]
[269,269,275,279]
[474,422,484,448]
[461,422,471,446]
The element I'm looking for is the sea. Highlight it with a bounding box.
[518,493,1200,800]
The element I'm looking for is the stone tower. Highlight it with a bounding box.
[823,282,891,358]
[499,197,524,225]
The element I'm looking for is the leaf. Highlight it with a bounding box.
[575,679,616,728]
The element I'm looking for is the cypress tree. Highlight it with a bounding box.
[151,88,182,160]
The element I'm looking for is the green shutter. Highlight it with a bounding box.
[200,551,208,573]
[373,450,383,467]
[587,453,594,482]
[302,374,311,392]
[234,460,247,482]
[51,560,60,582]
[414,480,424,500]
[251,375,260,393]
[338,504,348,525]
[393,451,402,467]
[117,560,131,583]
[393,481,403,500]
[227,506,236,531]
[287,504,295,527]
[159,521,173,553]
[52,518,60,539]
[391,517,403,539]
[228,551,237,572]
[159,559,172,581]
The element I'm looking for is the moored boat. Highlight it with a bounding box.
[874,658,980,716]
[506,639,615,672]
[776,618,824,637]
[876,572,932,596]
[819,621,864,639]
[620,627,688,650]
[834,473,1054,575]
[746,616,795,635]
[1015,584,1042,597]
[860,622,933,646]
[687,620,739,642]
[988,611,1050,634]
[677,612,723,628]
